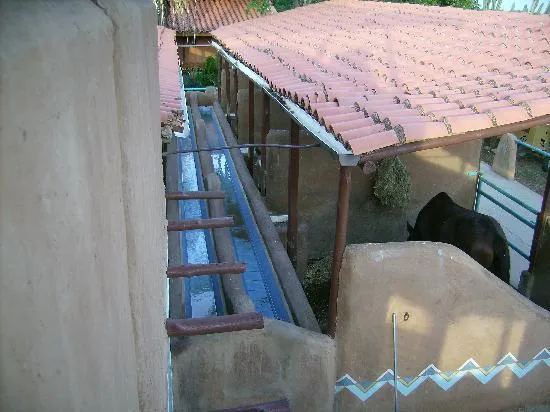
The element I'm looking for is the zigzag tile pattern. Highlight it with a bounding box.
[335,348,550,402]
[213,0,550,155]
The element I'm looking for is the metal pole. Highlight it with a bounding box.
[473,172,481,212]
[327,166,352,337]
[287,119,300,268]
[392,313,399,412]
[261,91,270,196]
[529,167,550,272]
[248,79,255,175]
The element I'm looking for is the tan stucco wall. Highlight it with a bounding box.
[181,45,216,69]
[172,318,336,412]
[263,129,481,258]
[335,242,550,411]
[0,1,167,411]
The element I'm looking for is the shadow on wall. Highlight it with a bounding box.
[335,242,550,412]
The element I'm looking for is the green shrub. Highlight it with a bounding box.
[185,56,218,88]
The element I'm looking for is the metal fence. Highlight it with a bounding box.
[473,136,550,264]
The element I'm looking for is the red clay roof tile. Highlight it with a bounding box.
[158,26,182,123]
[167,0,264,33]
[213,0,550,155]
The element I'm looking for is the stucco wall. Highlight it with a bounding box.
[335,242,550,411]
[181,45,216,69]
[263,129,481,258]
[0,1,167,411]
[172,318,335,412]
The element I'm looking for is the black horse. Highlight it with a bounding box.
[407,192,510,284]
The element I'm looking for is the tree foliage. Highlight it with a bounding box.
[247,0,325,14]
[386,0,477,9]
[246,0,273,15]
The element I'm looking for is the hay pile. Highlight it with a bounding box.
[373,156,411,208]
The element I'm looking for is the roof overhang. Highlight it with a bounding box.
[210,0,550,165]
[212,41,360,166]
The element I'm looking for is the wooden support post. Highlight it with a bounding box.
[166,313,264,337]
[261,91,270,196]
[225,61,231,114]
[327,166,352,338]
[166,262,247,278]
[217,53,222,102]
[248,79,255,175]
[287,119,299,268]
[232,67,239,132]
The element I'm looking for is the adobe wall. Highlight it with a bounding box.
[181,45,216,69]
[0,1,167,411]
[171,318,335,412]
[335,242,550,411]
[263,129,481,258]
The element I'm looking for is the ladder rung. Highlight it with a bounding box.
[165,191,225,200]
[167,217,234,231]
[166,313,264,337]
[166,262,246,278]
[214,399,290,412]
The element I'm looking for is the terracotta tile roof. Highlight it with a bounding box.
[167,0,263,34]
[157,26,182,123]
[212,0,550,155]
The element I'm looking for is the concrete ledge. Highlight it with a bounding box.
[172,318,335,412]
